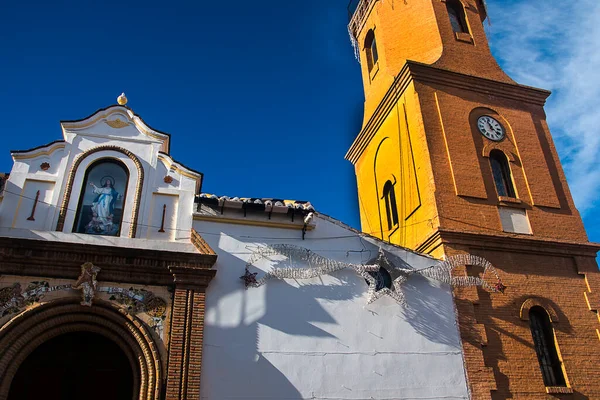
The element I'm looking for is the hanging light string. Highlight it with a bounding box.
[240,244,506,306]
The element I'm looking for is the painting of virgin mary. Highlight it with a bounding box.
[74,160,129,236]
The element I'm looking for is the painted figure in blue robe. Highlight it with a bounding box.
[86,179,121,234]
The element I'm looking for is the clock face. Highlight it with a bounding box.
[477,115,505,142]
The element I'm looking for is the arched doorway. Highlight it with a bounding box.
[8,331,133,400]
[0,299,163,400]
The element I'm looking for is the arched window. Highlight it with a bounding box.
[529,307,567,387]
[74,159,129,236]
[364,29,379,72]
[446,0,468,33]
[489,150,516,198]
[382,180,399,231]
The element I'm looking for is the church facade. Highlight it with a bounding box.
[0,97,501,399]
[0,1,599,400]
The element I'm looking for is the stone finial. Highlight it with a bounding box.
[117,92,128,105]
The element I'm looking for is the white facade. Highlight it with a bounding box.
[0,105,471,400]
[196,214,470,400]
[0,105,200,241]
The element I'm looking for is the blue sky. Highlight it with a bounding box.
[1,0,598,248]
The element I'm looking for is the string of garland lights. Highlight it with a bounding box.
[240,244,506,306]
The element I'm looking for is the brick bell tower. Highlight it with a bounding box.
[345,0,600,398]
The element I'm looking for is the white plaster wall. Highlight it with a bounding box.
[0,147,66,230]
[146,193,179,240]
[12,180,55,230]
[195,215,469,400]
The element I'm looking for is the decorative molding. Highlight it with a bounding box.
[56,145,144,237]
[61,108,130,130]
[190,229,216,255]
[12,142,65,160]
[0,235,217,287]
[348,0,378,40]
[421,228,600,258]
[39,162,50,171]
[105,118,130,129]
[163,175,174,184]
[346,61,551,164]
[193,213,314,231]
[157,154,202,181]
[482,141,517,162]
[60,106,171,154]
[72,262,101,306]
[520,298,559,322]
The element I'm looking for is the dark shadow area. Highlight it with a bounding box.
[8,331,133,400]
[401,275,462,348]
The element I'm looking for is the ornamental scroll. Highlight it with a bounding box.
[0,262,168,338]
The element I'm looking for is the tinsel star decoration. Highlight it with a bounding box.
[239,268,258,288]
[355,248,413,306]
[241,244,505,306]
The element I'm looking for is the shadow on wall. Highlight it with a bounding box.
[401,276,462,348]
[202,246,354,399]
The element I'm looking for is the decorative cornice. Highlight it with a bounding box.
[0,235,217,287]
[11,141,66,161]
[60,105,172,154]
[346,61,552,164]
[348,0,378,39]
[422,228,600,257]
[168,265,216,291]
[193,214,314,231]
[105,118,130,129]
[157,153,203,183]
[190,229,216,255]
[408,62,551,105]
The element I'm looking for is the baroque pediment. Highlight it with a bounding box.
[61,105,170,153]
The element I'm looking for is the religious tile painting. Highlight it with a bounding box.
[74,160,128,236]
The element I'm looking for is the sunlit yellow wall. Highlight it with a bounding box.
[355,83,440,254]
[355,0,443,126]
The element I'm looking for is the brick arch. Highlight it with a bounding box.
[0,298,162,400]
[482,143,517,162]
[56,145,144,237]
[520,298,560,323]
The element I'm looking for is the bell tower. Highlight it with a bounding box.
[346,0,600,399]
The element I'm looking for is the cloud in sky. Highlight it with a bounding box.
[486,0,600,214]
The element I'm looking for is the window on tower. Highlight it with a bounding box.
[382,180,399,231]
[364,29,378,72]
[446,0,468,33]
[529,307,567,387]
[489,150,516,198]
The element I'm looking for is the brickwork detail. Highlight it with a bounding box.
[0,232,217,398]
[166,289,208,399]
[520,298,559,322]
